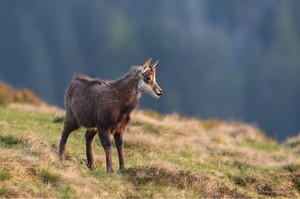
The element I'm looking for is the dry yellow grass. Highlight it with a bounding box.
[0,103,299,198]
[0,83,42,106]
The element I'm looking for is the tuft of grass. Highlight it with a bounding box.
[228,173,256,187]
[286,140,300,148]
[200,119,221,130]
[292,174,300,192]
[255,183,278,196]
[122,189,145,198]
[0,186,19,198]
[123,166,206,190]
[40,169,61,185]
[244,138,280,152]
[282,164,300,173]
[284,136,300,156]
[29,166,61,186]
[211,135,222,143]
[232,161,251,170]
[180,150,192,158]
[131,119,162,135]
[56,185,74,198]
[141,109,165,121]
[210,186,246,198]
[0,135,25,149]
[0,170,12,181]
[52,115,64,123]
[0,82,41,106]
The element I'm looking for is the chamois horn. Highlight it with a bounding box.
[141,58,152,73]
[150,60,159,69]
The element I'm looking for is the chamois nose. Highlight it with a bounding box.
[156,88,163,96]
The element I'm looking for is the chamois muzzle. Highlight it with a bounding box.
[155,88,163,97]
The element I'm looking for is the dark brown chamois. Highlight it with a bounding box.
[58,59,162,172]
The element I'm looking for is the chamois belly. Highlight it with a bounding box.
[74,111,96,128]
[70,102,97,128]
[71,105,125,130]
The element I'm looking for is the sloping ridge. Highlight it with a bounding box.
[0,87,299,197]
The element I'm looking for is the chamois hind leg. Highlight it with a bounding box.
[97,127,114,173]
[58,119,79,161]
[85,129,97,170]
[114,133,125,171]
[114,131,125,171]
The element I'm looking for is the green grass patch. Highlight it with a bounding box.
[56,185,74,198]
[0,135,25,149]
[282,164,300,173]
[244,138,280,152]
[0,170,12,181]
[141,109,165,121]
[40,169,61,185]
[180,150,192,158]
[292,174,300,192]
[28,166,61,186]
[232,161,251,170]
[52,115,64,123]
[131,119,162,135]
[0,186,19,198]
[228,173,256,187]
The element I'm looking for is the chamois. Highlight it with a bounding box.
[58,59,162,172]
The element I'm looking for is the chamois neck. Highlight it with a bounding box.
[113,73,138,90]
[111,73,140,110]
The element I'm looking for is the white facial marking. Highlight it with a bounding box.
[137,65,161,99]
[137,79,144,99]
[137,76,159,99]
[138,78,145,90]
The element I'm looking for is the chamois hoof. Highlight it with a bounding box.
[106,168,114,173]
[58,155,65,161]
[119,166,126,171]
[87,163,97,170]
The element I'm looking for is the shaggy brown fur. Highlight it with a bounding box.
[58,59,162,172]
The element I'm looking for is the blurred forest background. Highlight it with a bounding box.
[0,0,300,141]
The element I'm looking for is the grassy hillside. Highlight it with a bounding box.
[0,104,300,198]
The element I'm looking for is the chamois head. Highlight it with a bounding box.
[137,58,163,99]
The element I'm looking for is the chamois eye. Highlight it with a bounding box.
[145,76,152,82]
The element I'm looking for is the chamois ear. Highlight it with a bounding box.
[150,60,159,69]
[140,58,152,73]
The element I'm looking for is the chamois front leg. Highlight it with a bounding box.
[98,127,114,173]
[114,132,126,171]
[85,129,97,170]
[58,129,71,161]
[58,121,79,161]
